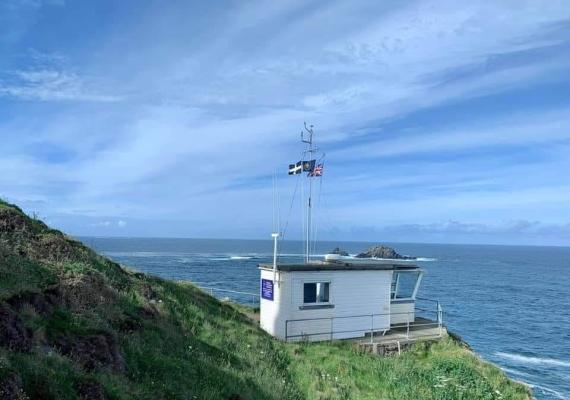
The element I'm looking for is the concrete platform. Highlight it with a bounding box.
[357,317,446,354]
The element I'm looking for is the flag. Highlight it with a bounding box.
[289,160,315,175]
[288,161,302,175]
[302,160,316,172]
[308,163,323,177]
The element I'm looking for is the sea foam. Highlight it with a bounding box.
[495,352,570,368]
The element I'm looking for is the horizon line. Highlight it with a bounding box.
[75,235,570,249]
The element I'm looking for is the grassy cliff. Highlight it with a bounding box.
[0,200,531,400]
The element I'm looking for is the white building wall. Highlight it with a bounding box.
[389,301,415,325]
[259,269,290,339]
[264,269,393,341]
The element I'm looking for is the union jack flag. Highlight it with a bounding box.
[309,163,323,177]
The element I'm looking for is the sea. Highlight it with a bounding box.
[84,238,570,400]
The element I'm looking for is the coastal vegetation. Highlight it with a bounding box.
[0,199,531,399]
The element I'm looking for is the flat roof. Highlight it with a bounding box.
[259,262,419,272]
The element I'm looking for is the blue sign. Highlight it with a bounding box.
[261,279,274,301]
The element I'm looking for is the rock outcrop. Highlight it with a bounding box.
[0,303,32,352]
[52,331,126,373]
[329,247,349,256]
[355,245,415,260]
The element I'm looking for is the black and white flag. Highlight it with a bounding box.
[288,161,302,175]
[289,160,316,175]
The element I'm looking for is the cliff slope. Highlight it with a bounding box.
[0,200,530,400]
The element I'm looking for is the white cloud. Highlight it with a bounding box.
[0,68,121,102]
[332,107,570,161]
[91,221,111,227]
[2,1,570,244]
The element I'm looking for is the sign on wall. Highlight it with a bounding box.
[261,279,274,301]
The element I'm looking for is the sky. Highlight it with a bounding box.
[1,0,570,246]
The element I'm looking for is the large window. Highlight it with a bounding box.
[391,271,421,300]
[303,282,330,304]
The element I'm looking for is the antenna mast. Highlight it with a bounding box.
[302,122,315,264]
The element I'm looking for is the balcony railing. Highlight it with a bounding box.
[198,285,260,307]
[285,299,443,342]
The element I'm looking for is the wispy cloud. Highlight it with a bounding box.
[332,107,570,161]
[0,50,120,102]
[1,1,570,244]
[0,69,120,102]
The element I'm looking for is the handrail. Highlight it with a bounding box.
[198,286,259,297]
[198,286,259,307]
[285,320,442,340]
[286,309,437,324]
[416,297,440,303]
[285,299,443,342]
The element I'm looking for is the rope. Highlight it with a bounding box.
[281,173,300,240]
[311,156,325,257]
[281,146,305,243]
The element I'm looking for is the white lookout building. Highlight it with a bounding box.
[259,258,427,341]
[259,125,443,343]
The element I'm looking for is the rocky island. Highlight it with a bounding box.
[0,200,530,400]
[355,245,416,260]
[329,247,350,256]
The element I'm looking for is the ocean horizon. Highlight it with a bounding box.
[80,236,570,249]
[85,237,570,400]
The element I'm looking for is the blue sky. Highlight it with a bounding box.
[1,0,570,245]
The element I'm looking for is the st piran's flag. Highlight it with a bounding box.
[288,160,316,175]
[288,161,302,175]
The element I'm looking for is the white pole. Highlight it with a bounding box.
[306,178,311,264]
[272,232,279,283]
[306,129,314,264]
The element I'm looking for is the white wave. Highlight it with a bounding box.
[495,352,570,368]
[229,256,254,260]
[105,251,216,258]
[277,253,328,257]
[500,367,532,378]
[529,384,568,400]
[416,257,437,262]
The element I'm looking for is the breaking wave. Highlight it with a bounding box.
[500,367,531,378]
[495,352,570,368]
[529,384,568,400]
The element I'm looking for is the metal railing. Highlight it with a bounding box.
[285,300,443,342]
[199,286,260,307]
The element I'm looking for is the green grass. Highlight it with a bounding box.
[287,339,530,400]
[0,200,531,399]
[0,251,57,300]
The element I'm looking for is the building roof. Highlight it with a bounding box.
[258,261,419,272]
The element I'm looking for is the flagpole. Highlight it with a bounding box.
[307,167,311,264]
[302,122,314,264]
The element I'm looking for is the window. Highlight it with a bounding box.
[303,282,330,304]
[391,271,421,300]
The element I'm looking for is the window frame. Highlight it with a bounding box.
[391,270,423,301]
[302,281,332,305]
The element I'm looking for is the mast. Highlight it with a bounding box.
[302,122,315,264]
